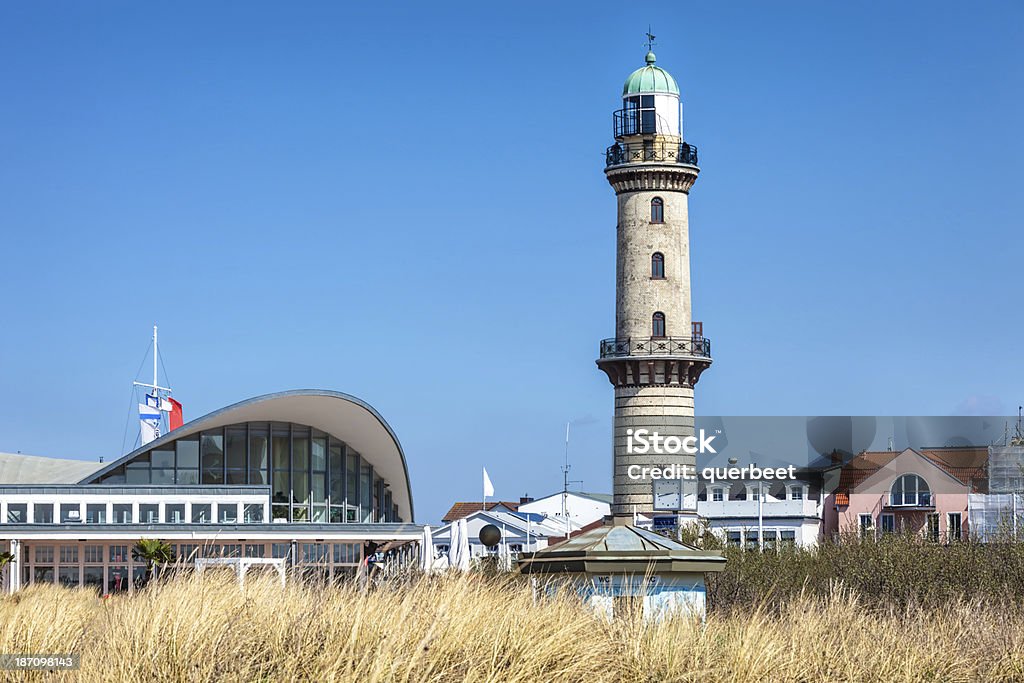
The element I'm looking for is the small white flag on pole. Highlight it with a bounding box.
[483,468,494,499]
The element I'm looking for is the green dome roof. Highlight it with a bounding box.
[622,51,679,96]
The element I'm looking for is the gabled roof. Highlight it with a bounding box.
[518,491,612,507]
[432,508,566,539]
[0,452,105,484]
[834,447,988,498]
[441,501,519,523]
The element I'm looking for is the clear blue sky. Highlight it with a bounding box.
[1,2,1021,523]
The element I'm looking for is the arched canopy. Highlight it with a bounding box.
[82,390,414,522]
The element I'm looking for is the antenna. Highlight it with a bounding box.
[561,421,583,538]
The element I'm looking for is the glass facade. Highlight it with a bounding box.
[16,539,368,592]
[89,421,401,523]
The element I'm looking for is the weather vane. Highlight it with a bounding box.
[646,26,656,52]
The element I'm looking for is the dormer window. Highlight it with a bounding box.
[790,485,804,500]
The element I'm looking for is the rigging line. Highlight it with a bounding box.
[157,346,172,391]
[120,341,152,455]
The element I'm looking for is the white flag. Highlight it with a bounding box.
[483,468,494,498]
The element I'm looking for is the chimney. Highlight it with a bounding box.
[520,495,534,504]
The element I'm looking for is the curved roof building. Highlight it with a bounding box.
[0,389,421,594]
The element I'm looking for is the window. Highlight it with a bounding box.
[139,504,159,524]
[652,312,666,337]
[176,438,200,485]
[880,513,895,534]
[200,431,225,484]
[790,486,804,500]
[219,504,238,523]
[109,545,129,563]
[112,504,132,523]
[712,488,724,502]
[745,530,759,550]
[272,543,292,560]
[166,504,185,523]
[858,513,872,539]
[34,504,53,524]
[948,512,963,541]
[84,545,103,563]
[245,544,265,558]
[60,504,81,523]
[35,546,54,563]
[332,543,356,564]
[926,513,940,542]
[651,197,664,223]
[651,252,665,279]
[890,474,931,507]
[748,486,761,502]
[726,531,742,547]
[85,504,106,524]
[7,503,26,523]
[60,545,78,563]
[192,504,211,524]
[244,504,264,523]
[780,530,797,546]
[302,543,329,563]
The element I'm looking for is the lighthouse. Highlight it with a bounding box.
[596,45,713,521]
[517,42,725,618]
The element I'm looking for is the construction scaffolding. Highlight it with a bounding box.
[987,446,1024,494]
[968,493,1024,541]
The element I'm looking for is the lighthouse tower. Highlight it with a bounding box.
[596,47,713,520]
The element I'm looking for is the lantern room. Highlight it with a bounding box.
[614,51,681,139]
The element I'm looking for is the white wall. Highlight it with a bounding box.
[518,493,609,529]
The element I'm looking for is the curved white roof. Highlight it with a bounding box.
[83,390,415,521]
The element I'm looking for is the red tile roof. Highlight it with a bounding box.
[441,501,519,523]
[833,447,988,498]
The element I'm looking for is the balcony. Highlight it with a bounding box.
[599,336,711,360]
[884,492,934,509]
[699,499,821,519]
[605,141,698,168]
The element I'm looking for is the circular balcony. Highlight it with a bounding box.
[599,336,712,360]
[605,141,698,168]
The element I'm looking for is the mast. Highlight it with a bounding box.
[153,325,158,398]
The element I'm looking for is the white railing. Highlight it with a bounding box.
[698,499,820,519]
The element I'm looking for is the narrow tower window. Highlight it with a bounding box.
[652,312,666,337]
[651,252,665,279]
[651,197,664,223]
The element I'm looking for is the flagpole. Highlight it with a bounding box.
[153,325,158,403]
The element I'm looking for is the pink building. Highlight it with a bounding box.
[823,447,987,541]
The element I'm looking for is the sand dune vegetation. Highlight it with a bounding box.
[2,548,1024,683]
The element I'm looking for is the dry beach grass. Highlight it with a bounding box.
[1,569,1024,682]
